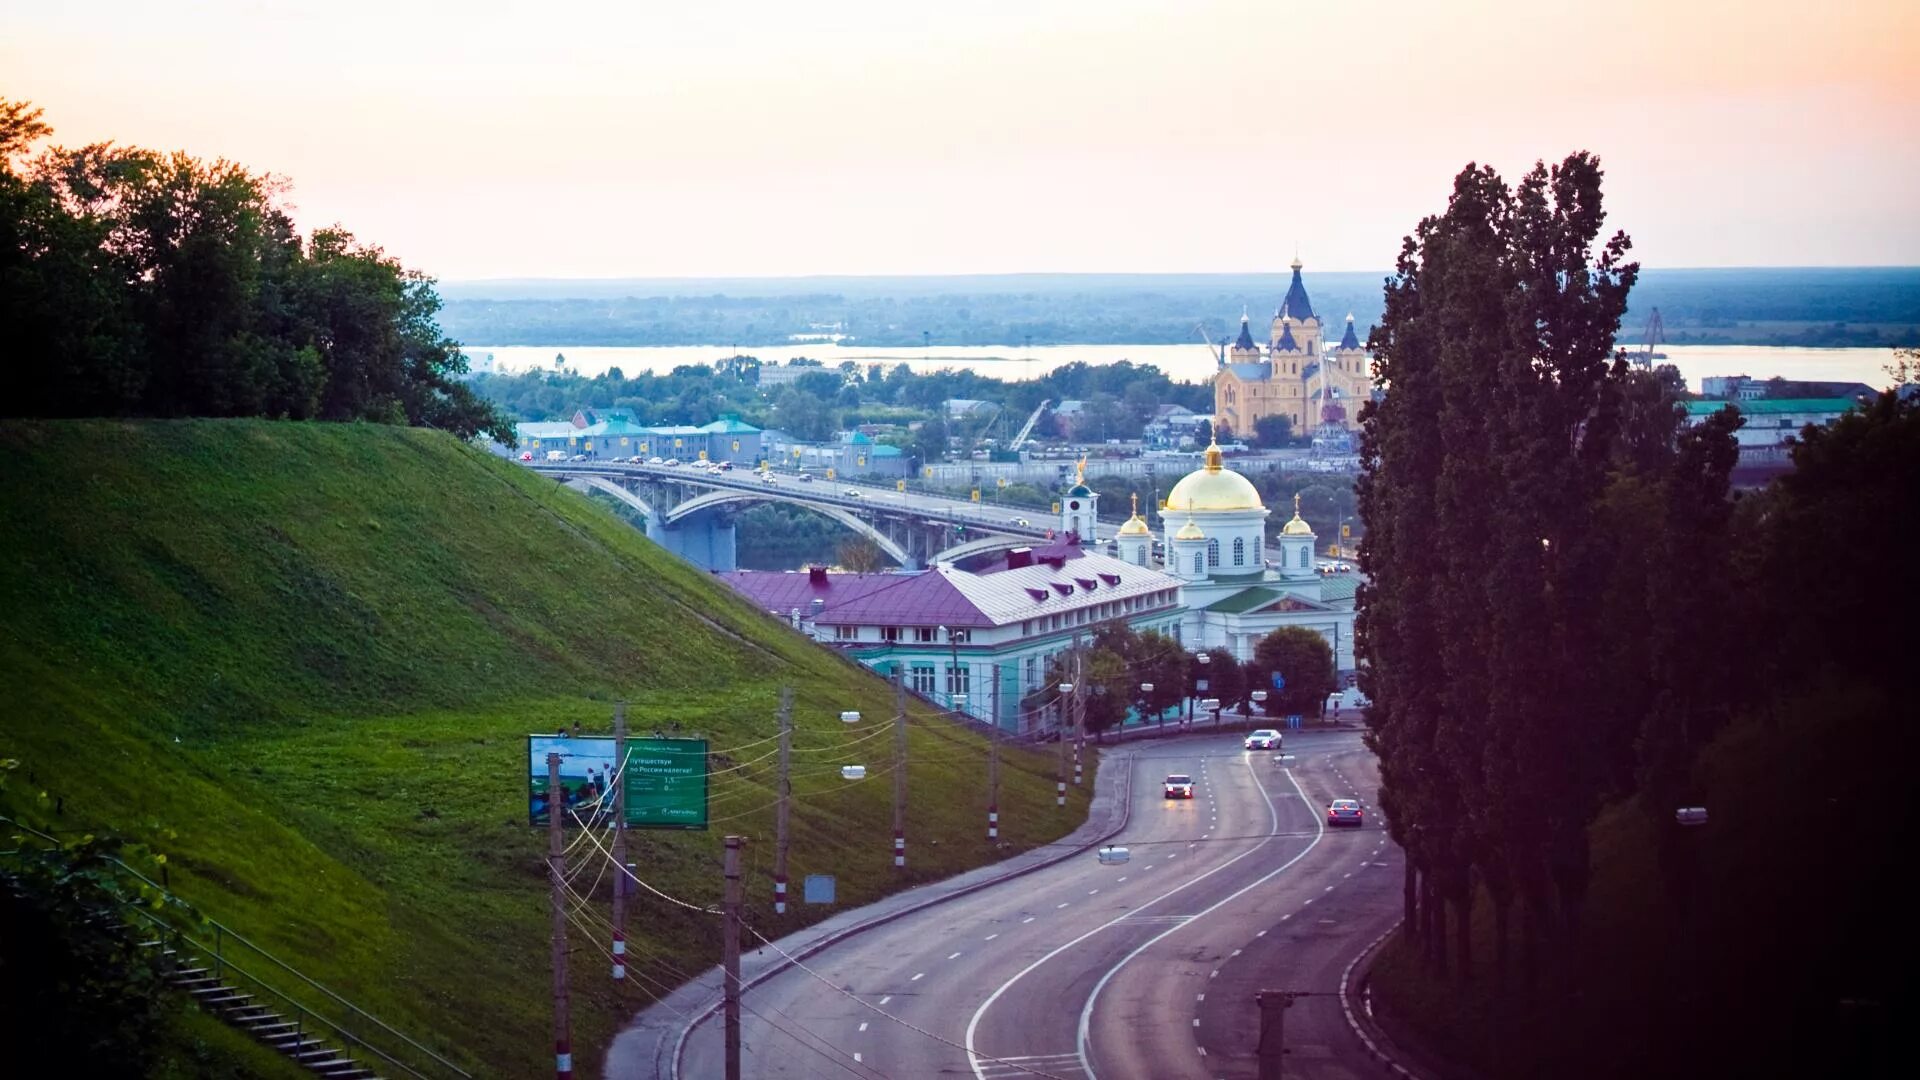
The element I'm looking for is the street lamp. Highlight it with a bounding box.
[939,624,964,714]
[1250,688,1268,727]
[1139,681,1156,729]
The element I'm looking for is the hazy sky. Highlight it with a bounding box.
[5,0,1917,279]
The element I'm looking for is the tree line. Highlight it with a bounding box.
[0,99,508,441]
[1355,148,1915,1056]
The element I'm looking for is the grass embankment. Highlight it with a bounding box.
[1369,684,1906,1078]
[0,419,1091,1076]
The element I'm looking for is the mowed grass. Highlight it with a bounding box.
[0,419,1092,1077]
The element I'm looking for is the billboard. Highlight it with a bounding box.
[527,736,709,830]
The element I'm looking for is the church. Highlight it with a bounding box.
[1104,445,1358,676]
[1213,258,1372,441]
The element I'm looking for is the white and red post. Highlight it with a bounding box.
[893,828,906,868]
[774,874,788,915]
[988,804,999,840]
[611,929,624,982]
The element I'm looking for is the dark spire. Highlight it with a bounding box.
[1234,312,1256,351]
[1276,319,1300,352]
[1339,314,1360,350]
[1279,257,1315,321]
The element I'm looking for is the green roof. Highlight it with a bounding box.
[1684,398,1857,417]
[700,417,762,434]
[1207,587,1280,614]
[1319,575,1360,603]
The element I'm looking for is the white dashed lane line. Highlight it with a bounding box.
[911,972,925,981]
[948,952,964,960]
[879,995,892,1005]
[859,1022,869,1032]
[1022,917,1035,924]
[984,933,999,941]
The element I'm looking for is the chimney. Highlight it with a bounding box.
[808,565,828,585]
[1006,547,1034,570]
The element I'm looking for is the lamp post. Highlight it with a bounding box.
[1139,682,1156,730]
[1249,688,1268,728]
[1191,652,1211,727]
[939,624,964,716]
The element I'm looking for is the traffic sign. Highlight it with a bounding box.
[1271,672,1286,690]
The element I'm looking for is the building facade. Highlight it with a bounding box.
[1213,258,1372,441]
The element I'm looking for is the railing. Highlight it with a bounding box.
[0,816,471,1079]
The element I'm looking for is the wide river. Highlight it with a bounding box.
[464,343,1900,392]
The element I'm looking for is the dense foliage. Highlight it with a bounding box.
[1356,154,1912,1074]
[0,99,507,440]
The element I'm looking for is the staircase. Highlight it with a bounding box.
[149,941,384,1078]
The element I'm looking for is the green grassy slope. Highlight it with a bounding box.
[0,419,1090,1076]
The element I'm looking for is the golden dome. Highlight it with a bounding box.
[1174,515,1206,542]
[1116,494,1151,536]
[1279,492,1314,536]
[1165,442,1264,512]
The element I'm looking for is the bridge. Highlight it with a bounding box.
[526,461,1130,571]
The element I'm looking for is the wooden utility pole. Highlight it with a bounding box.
[723,836,744,1080]
[611,702,628,982]
[988,666,1001,841]
[773,687,794,914]
[892,674,908,870]
[546,753,573,1080]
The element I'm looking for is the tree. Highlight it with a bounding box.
[1253,414,1293,448]
[1248,627,1336,718]
[1193,647,1244,719]
[835,536,889,573]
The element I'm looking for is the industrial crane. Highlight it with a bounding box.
[1195,323,1226,368]
[1008,399,1052,452]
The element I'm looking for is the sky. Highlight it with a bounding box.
[4,0,1917,280]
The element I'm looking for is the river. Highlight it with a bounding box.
[463,343,1900,392]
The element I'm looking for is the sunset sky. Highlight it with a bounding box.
[5,0,1916,280]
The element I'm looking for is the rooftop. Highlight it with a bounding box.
[1683,398,1858,417]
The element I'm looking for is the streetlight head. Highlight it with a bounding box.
[1250,690,1268,701]
[1140,682,1155,692]
[1058,682,1076,694]
[839,710,862,724]
[1196,653,1211,664]
[1675,807,1709,827]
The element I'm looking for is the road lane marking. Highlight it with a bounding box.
[984,933,999,941]
[854,1052,862,1063]
[969,756,1313,1080]
[1256,930,1267,937]
[911,972,925,981]
[1210,969,1218,978]
[1197,993,1205,1001]
[1325,885,1335,891]
[1057,902,1071,909]
[949,952,964,960]
[1117,876,1127,882]
[1192,1018,1201,1027]
[1089,889,1100,895]
[879,995,891,1005]
[859,1022,869,1032]
[1230,949,1242,957]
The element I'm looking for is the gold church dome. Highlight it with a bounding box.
[1116,495,1151,537]
[1174,516,1207,542]
[1165,442,1264,512]
[1279,493,1314,536]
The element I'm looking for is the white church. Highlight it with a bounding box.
[1080,444,1358,675]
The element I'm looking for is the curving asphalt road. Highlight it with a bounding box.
[676,728,1403,1079]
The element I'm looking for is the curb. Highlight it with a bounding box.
[665,749,1142,1079]
[1339,918,1424,1079]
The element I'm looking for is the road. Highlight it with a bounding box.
[677,728,1403,1079]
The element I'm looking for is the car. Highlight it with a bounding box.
[760,472,778,483]
[648,456,664,465]
[844,488,862,498]
[1009,517,1030,527]
[1245,729,1283,750]
[663,458,680,466]
[518,451,534,462]
[796,472,813,482]
[569,453,588,462]
[717,460,734,470]
[1163,774,1195,799]
[629,455,645,463]
[1327,798,1365,827]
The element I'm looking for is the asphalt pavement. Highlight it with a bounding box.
[663,729,1404,1080]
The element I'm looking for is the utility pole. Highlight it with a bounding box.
[773,687,794,914]
[546,753,573,1080]
[723,836,744,1080]
[611,702,628,982]
[1255,990,1313,1080]
[893,674,907,870]
[988,666,1001,842]
[1072,637,1086,785]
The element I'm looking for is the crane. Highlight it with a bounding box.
[1634,308,1667,367]
[1009,399,1052,452]
[1195,323,1226,368]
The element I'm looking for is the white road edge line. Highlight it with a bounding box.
[1074,756,1327,1079]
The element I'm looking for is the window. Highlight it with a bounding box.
[834,625,859,641]
[946,664,971,697]
[1021,620,1032,636]
[950,628,971,644]
[1232,537,1245,566]
[1134,546,1147,566]
[882,626,902,642]
[910,664,937,695]
[1024,655,1038,686]
[915,627,936,643]
[1193,553,1203,574]
[1207,539,1220,567]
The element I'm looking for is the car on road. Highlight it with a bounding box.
[518,451,534,462]
[663,458,680,467]
[569,453,588,462]
[628,455,644,463]
[1008,517,1030,526]
[796,472,813,482]
[844,488,862,498]
[1163,773,1195,799]
[1327,798,1365,827]
[760,472,777,483]
[1245,728,1283,750]
[718,460,733,470]
[648,456,663,465]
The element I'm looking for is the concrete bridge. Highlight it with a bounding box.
[527,462,1128,571]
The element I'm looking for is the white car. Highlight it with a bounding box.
[844,488,862,498]
[1245,729,1283,750]
[647,456,664,465]
[663,458,680,467]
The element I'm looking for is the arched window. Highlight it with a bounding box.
[1232,537,1245,566]
[1134,545,1147,567]
[1297,544,1307,568]
[1207,539,1220,567]
[1193,552,1204,575]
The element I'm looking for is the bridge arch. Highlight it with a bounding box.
[665,489,910,567]
[565,476,656,519]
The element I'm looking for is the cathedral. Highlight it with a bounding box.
[1212,258,1372,440]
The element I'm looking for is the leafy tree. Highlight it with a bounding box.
[1247,627,1336,718]
[835,536,889,573]
[1253,414,1293,448]
[1192,647,1244,718]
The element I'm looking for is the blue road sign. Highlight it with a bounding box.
[1271,672,1286,690]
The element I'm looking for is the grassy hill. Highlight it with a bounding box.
[0,419,1090,1076]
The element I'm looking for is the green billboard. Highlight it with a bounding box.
[527,735,708,830]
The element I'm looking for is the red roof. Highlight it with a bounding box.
[810,571,996,629]
[717,570,907,616]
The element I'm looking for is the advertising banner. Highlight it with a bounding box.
[527,736,709,830]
